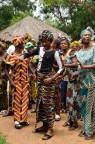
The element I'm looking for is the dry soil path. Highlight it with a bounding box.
[0,111,95,144]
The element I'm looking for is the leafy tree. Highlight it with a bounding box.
[0,5,14,30]
[11,0,36,13]
[10,11,33,25]
[39,0,95,40]
[0,0,36,30]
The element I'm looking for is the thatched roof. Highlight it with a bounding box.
[0,16,69,42]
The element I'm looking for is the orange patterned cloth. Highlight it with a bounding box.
[12,35,24,47]
[6,53,29,122]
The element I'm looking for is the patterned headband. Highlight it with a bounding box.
[41,30,54,41]
[70,41,80,48]
[80,27,94,38]
[60,36,70,45]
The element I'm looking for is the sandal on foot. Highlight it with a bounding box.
[63,122,69,127]
[14,121,22,129]
[55,115,61,121]
[69,125,78,131]
[3,111,13,117]
[14,124,22,129]
[20,121,29,126]
[78,131,85,137]
[62,109,67,113]
[35,126,47,133]
[85,135,93,140]
[0,110,8,115]
[42,133,53,140]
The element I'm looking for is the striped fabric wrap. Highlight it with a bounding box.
[6,53,29,122]
[35,72,55,129]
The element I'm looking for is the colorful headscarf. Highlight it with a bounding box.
[41,30,54,42]
[25,42,34,51]
[24,33,31,44]
[12,35,23,46]
[70,41,80,48]
[80,26,94,38]
[60,36,70,46]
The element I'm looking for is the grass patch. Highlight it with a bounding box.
[0,132,9,144]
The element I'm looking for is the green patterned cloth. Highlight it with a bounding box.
[76,46,95,138]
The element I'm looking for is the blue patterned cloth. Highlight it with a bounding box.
[76,46,95,138]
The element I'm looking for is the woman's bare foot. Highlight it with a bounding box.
[42,129,54,140]
[33,125,48,133]
[63,121,69,127]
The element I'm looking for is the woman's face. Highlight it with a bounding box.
[60,40,69,50]
[82,32,92,44]
[16,43,24,52]
[13,39,17,46]
[19,43,24,50]
[51,42,56,49]
[73,44,80,51]
[42,37,52,50]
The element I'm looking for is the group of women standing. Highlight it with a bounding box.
[59,27,95,140]
[0,27,95,141]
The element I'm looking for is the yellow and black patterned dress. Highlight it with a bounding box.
[6,53,29,122]
[0,60,8,111]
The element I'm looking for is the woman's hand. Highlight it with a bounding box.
[77,59,85,68]
[32,73,37,80]
[55,75,62,83]
[44,77,52,85]
[62,59,67,64]
[19,55,24,60]
[71,74,78,80]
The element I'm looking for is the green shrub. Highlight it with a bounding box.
[0,133,9,144]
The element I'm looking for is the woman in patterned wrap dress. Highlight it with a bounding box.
[64,42,81,131]
[21,30,64,140]
[6,35,29,129]
[76,28,95,140]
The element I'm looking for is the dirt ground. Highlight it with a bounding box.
[0,110,95,144]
